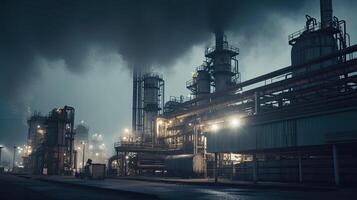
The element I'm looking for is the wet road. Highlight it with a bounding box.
[0,175,354,200]
[0,175,157,200]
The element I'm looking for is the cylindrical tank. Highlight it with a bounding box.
[143,73,163,142]
[291,30,338,73]
[165,154,206,177]
[213,54,234,92]
[195,69,211,105]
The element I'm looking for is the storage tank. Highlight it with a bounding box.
[143,73,164,143]
[165,154,206,177]
[290,26,338,73]
[289,0,338,73]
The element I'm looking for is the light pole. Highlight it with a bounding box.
[12,146,17,172]
[81,141,85,169]
[0,145,3,166]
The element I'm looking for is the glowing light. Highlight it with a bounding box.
[188,123,192,126]
[77,147,81,150]
[37,125,41,129]
[95,153,99,156]
[124,128,129,134]
[210,124,220,132]
[229,118,242,128]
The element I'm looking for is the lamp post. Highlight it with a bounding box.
[12,146,17,172]
[81,141,85,169]
[0,145,3,166]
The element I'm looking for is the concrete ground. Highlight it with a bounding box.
[15,175,356,200]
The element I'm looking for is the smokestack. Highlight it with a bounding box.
[215,30,224,50]
[320,0,333,29]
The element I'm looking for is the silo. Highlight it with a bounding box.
[142,73,164,144]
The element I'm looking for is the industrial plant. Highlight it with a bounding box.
[7,0,356,187]
[110,0,357,186]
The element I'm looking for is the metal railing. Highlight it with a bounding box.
[205,43,239,56]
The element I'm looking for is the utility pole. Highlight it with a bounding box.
[12,146,17,172]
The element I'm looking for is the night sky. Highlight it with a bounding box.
[0,0,356,159]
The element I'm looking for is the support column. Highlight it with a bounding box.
[214,152,218,183]
[332,144,340,186]
[298,151,303,183]
[252,153,258,183]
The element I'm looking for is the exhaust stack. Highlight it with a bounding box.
[320,0,333,29]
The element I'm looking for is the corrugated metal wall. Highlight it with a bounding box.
[207,110,357,153]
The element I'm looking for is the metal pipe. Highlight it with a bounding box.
[132,67,138,135]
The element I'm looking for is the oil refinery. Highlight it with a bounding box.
[110,0,357,186]
[1,0,357,199]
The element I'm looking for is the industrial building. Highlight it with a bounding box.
[26,106,76,175]
[113,0,357,185]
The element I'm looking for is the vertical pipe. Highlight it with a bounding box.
[214,152,218,183]
[332,144,340,186]
[298,151,303,183]
[132,67,138,135]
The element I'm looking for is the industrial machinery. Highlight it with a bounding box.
[114,0,357,185]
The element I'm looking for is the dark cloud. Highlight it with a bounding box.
[0,0,309,101]
[0,0,313,147]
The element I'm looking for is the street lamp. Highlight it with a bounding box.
[0,145,3,166]
[12,146,17,172]
[81,141,86,169]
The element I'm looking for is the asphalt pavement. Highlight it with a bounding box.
[0,174,355,200]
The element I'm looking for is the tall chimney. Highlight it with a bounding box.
[215,30,224,50]
[320,0,333,29]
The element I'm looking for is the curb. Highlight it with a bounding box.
[112,177,338,191]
